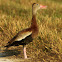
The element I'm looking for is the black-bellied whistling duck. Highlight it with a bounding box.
[5,3,47,59]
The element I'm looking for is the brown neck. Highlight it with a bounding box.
[31,15,38,28]
[30,15,38,38]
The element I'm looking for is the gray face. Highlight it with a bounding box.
[32,3,40,15]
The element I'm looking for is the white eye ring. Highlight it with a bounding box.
[37,4,38,5]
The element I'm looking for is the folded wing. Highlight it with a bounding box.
[5,31,32,47]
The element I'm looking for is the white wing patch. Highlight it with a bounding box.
[15,31,32,41]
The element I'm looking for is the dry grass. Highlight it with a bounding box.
[0,0,62,62]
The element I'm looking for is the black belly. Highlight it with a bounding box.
[9,35,33,46]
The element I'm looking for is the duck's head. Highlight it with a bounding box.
[32,3,47,15]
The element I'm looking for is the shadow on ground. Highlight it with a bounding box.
[0,49,21,57]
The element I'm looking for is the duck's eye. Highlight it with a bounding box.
[37,4,38,5]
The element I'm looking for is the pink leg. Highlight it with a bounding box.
[23,46,27,59]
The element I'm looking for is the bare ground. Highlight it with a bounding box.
[0,46,33,62]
